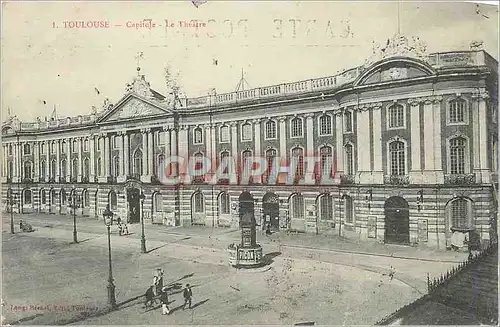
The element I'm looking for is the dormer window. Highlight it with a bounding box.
[193,127,203,144]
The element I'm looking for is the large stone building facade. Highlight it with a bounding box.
[2,37,498,250]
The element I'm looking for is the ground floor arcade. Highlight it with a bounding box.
[2,181,497,250]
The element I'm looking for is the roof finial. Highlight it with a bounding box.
[135,51,144,76]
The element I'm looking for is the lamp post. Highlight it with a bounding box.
[69,190,81,243]
[103,205,116,308]
[7,192,17,234]
[139,191,147,253]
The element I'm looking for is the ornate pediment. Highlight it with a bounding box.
[100,96,170,122]
[364,34,428,67]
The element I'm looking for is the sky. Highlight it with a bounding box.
[1,1,498,121]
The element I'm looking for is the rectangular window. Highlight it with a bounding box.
[194,128,203,144]
[241,123,252,141]
[344,111,353,132]
[388,105,404,128]
[219,126,230,143]
[449,99,466,124]
[113,136,120,149]
[157,132,165,145]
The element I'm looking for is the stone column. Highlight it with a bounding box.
[141,129,148,180]
[147,128,153,177]
[432,96,443,183]
[204,124,212,183]
[335,111,344,176]
[409,99,422,184]
[372,104,383,184]
[253,119,261,184]
[89,135,95,181]
[124,132,130,177]
[99,135,105,177]
[66,139,71,182]
[56,139,60,181]
[474,91,490,183]
[77,137,82,182]
[279,117,287,160]
[178,125,189,171]
[103,134,111,181]
[33,142,39,182]
[117,132,125,183]
[163,126,171,158]
[423,99,436,183]
[357,108,370,183]
[230,122,238,168]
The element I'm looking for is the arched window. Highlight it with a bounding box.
[265,120,277,139]
[109,191,117,211]
[8,161,13,179]
[61,189,67,205]
[72,158,78,179]
[83,158,90,178]
[319,115,332,136]
[24,161,33,179]
[388,104,404,128]
[450,137,466,174]
[291,117,303,137]
[51,141,56,154]
[344,111,353,132]
[192,152,205,183]
[60,159,66,177]
[133,149,143,177]
[97,158,102,176]
[219,125,230,143]
[241,122,252,141]
[157,154,165,177]
[291,147,304,179]
[82,189,89,207]
[72,140,77,153]
[389,141,405,175]
[450,198,471,230]
[50,189,56,204]
[290,193,304,219]
[449,99,466,124]
[344,196,354,224]
[60,141,65,154]
[8,144,13,155]
[50,159,56,178]
[219,192,230,215]
[153,192,163,212]
[192,192,205,213]
[193,127,203,144]
[265,149,277,183]
[318,194,333,221]
[83,139,89,152]
[23,143,31,155]
[40,189,47,205]
[241,150,253,182]
[219,151,230,176]
[345,144,354,175]
[113,156,120,177]
[23,189,32,205]
[40,160,47,178]
[320,145,333,178]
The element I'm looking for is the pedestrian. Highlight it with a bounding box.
[160,287,170,315]
[182,284,192,310]
[266,223,272,236]
[153,277,159,296]
[156,268,164,295]
[144,285,155,309]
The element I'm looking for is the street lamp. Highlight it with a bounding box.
[7,192,17,234]
[139,191,147,253]
[103,205,117,308]
[69,190,82,243]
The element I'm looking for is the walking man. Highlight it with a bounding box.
[144,285,156,309]
[182,284,192,310]
[160,287,170,315]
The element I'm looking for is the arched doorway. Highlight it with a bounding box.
[263,192,279,231]
[239,192,254,228]
[127,188,141,223]
[384,196,410,245]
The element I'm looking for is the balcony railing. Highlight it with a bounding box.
[444,174,476,185]
[384,175,410,185]
[340,174,355,185]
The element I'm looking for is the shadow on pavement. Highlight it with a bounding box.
[191,298,209,309]
[146,243,169,254]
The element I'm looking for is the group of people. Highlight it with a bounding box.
[116,217,129,236]
[144,268,193,315]
[19,220,34,232]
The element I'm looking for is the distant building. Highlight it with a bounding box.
[2,36,498,250]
